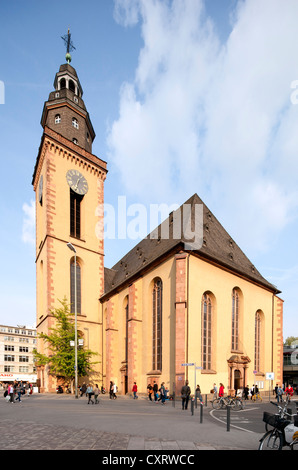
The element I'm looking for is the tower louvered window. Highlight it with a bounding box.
[70,189,83,238]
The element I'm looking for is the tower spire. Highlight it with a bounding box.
[61,28,76,64]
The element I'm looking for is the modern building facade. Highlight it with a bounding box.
[32,55,284,395]
[0,324,37,384]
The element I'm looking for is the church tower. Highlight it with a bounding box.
[32,34,107,392]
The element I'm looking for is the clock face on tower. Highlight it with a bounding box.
[66,169,88,195]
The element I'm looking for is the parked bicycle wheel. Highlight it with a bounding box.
[212,398,223,410]
[259,429,283,450]
[232,398,243,411]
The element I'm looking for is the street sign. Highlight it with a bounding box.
[181,363,195,366]
[266,372,275,380]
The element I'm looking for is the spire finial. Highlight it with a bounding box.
[61,28,76,64]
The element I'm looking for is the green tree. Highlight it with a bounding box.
[284,337,298,346]
[33,298,98,392]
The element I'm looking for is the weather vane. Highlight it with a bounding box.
[61,28,76,64]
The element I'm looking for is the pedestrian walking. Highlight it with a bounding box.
[244,385,249,400]
[15,383,22,402]
[195,384,203,404]
[213,383,218,398]
[113,382,117,399]
[109,381,114,399]
[9,384,14,403]
[86,384,94,404]
[181,381,191,410]
[147,383,153,401]
[219,383,224,397]
[276,385,283,403]
[80,382,87,397]
[159,382,166,405]
[153,381,158,402]
[94,384,100,404]
[132,382,138,399]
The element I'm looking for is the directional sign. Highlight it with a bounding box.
[181,363,195,366]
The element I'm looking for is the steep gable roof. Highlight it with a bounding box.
[101,193,279,299]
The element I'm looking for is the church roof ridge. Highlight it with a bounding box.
[101,193,280,298]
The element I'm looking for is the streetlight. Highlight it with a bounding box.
[67,242,78,398]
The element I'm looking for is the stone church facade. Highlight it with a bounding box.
[32,59,283,396]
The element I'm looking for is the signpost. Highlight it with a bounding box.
[266,372,275,401]
[181,362,202,399]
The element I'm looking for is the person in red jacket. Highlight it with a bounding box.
[132,382,138,399]
[285,384,294,400]
[219,383,224,397]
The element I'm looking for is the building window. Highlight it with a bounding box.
[201,293,212,370]
[55,114,61,124]
[19,356,29,363]
[254,311,261,372]
[231,289,239,350]
[69,79,75,93]
[124,296,129,364]
[72,138,78,145]
[60,78,66,89]
[4,355,14,362]
[152,278,162,371]
[70,189,83,239]
[70,259,81,315]
[72,117,79,129]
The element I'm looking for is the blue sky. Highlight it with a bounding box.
[0,0,297,341]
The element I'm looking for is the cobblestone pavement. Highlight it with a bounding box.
[0,393,263,451]
[0,419,238,450]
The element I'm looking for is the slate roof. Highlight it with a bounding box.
[101,193,280,299]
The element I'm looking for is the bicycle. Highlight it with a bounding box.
[211,395,243,410]
[259,403,298,450]
[232,396,244,411]
[264,396,291,431]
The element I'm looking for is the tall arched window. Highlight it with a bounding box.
[254,311,261,372]
[124,296,129,364]
[152,278,162,371]
[70,259,81,315]
[231,289,239,350]
[201,293,212,370]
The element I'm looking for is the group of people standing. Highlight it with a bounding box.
[146,381,167,404]
[3,381,32,402]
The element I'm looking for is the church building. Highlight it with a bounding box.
[32,47,283,396]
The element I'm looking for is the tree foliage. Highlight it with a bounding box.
[284,336,298,347]
[33,298,98,386]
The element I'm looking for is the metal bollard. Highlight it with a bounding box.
[200,402,203,423]
[227,405,231,431]
[191,397,194,415]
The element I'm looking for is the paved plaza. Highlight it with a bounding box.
[0,392,269,452]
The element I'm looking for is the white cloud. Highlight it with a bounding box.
[22,200,35,245]
[109,0,298,253]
